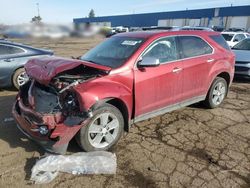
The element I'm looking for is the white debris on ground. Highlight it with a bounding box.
[30,151,117,184]
[3,117,14,123]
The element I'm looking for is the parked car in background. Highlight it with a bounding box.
[13,31,235,154]
[221,31,250,47]
[114,26,129,33]
[181,26,214,31]
[105,26,130,38]
[227,28,245,32]
[212,26,224,32]
[0,40,53,89]
[232,38,250,78]
[142,26,180,31]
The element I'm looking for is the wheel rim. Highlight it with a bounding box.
[17,71,29,86]
[88,112,119,148]
[212,82,226,105]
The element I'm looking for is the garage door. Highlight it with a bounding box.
[208,17,223,27]
[158,20,168,27]
[172,19,183,27]
[230,17,248,29]
[189,19,200,27]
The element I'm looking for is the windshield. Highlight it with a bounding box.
[222,34,234,41]
[232,39,250,50]
[81,37,144,68]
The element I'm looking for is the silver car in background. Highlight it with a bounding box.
[0,40,53,89]
[232,38,250,78]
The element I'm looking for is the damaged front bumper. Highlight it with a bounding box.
[12,81,90,154]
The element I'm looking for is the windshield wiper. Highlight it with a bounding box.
[82,59,98,64]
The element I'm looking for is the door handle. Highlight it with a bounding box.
[172,67,182,73]
[206,58,215,63]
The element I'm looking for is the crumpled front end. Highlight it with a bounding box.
[12,79,91,154]
[13,57,110,154]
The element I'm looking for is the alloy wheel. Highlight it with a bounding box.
[88,112,119,148]
[212,81,226,105]
[17,71,29,87]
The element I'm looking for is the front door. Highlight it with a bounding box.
[134,36,183,117]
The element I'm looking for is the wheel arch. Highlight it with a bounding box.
[206,71,231,98]
[216,72,231,87]
[90,97,130,132]
[208,71,231,90]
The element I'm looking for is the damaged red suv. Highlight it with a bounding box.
[13,31,235,154]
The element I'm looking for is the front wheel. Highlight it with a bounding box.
[204,77,228,109]
[76,103,124,152]
[12,68,29,90]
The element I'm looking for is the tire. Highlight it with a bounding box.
[12,68,29,90]
[76,103,124,152]
[204,77,228,109]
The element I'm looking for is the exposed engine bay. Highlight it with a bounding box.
[20,65,106,126]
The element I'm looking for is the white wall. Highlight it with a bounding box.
[157,16,250,30]
[172,19,183,27]
[230,16,248,28]
[158,20,168,27]
[189,19,200,26]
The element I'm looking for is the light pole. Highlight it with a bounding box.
[36,3,40,17]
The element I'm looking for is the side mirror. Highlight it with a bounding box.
[138,57,160,68]
[71,56,81,60]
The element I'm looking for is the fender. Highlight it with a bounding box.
[206,57,234,94]
[73,79,133,119]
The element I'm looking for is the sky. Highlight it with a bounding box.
[0,0,250,25]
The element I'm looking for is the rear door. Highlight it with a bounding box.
[134,36,183,116]
[177,36,214,101]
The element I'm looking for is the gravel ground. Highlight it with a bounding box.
[0,37,249,188]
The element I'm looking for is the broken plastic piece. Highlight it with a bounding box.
[30,151,117,184]
[3,117,14,123]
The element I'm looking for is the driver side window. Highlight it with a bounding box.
[142,37,178,63]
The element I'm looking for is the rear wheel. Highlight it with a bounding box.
[12,68,29,89]
[76,103,124,152]
[204,77,228,109]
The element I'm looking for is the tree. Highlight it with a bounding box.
[31,16,42,24]
[88,9,95,18]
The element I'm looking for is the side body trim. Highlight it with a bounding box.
[133,95,206,124]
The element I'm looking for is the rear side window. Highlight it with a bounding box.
[210,35,231,50]
[0,44,25,55]
[222,34,234,41]
[178,36,213,58]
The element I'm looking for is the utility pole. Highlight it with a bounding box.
[36,3,40,17]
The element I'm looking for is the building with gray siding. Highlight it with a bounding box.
[74,5,250,30]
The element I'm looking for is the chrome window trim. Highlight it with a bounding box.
[134,34,215,69]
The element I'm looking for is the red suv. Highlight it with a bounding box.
[13,31,235,154]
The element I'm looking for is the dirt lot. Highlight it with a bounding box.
[0,37,249,188]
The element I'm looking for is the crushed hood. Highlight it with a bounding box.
[25,57,111,85]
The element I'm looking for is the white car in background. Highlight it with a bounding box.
[221,32,250,47]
